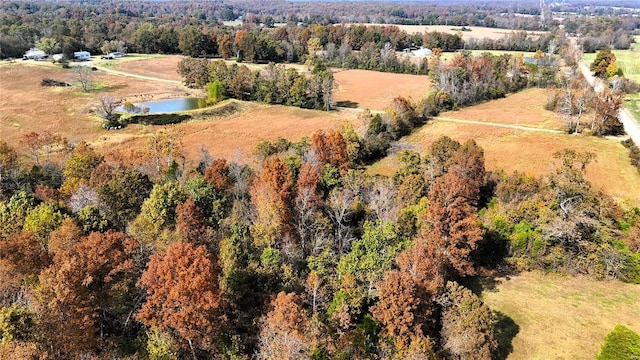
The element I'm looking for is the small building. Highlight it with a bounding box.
[52,53,65,61]
[411,47,432,57]
[23,48,47,60]
[74,51,91,61]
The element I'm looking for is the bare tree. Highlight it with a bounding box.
[73,65,92,92]
[95,95,119,122]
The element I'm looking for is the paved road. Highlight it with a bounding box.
[579,61,640,146]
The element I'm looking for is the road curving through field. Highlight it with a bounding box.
[579,60,640,146]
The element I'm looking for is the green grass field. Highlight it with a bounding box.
[583,36,640,83]
[479,272,640,359]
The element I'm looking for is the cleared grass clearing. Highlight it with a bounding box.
[369,120,640,205]
[350,24,547,41]
[480,272,640,360]
[109,54,185,81]
[441,88,563,129]
[334,69,432,111]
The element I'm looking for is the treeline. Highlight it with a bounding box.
[0,127,638,359]
[4,0,636,63]
[178,59,336,111]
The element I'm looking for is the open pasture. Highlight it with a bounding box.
[0,61,353,166]
[333,69,431,111]
[480,272,640,360]
[369,109,640,205]
[0,61,193,147]
[441,88,563,129]
[108,54,186,81]
[372,24,547,41]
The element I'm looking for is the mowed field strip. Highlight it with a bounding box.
[481,272,640,360]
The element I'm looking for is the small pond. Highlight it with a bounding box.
[116,97,204,114]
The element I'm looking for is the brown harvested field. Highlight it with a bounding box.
[441,88,564,129]
[333,69,431,110]
[110,55,185,81]
[481,272,640,359]
[346,23,547,41]
[369,120,640,205]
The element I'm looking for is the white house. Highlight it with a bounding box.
[23,48,46,60]
[411,47,432,57]
[73,51,91,61]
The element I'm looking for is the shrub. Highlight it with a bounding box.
[597,325,640,360]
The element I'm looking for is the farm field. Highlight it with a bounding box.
[441,88,563,129]
[479,272,640,359]
[369,91,640,205]
[333,69,431,110]
[99,102,346,164]
[0,60,430,166]
[0,61,194,146]
[349,23,547,41]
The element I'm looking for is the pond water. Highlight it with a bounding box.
[116,97,204,114]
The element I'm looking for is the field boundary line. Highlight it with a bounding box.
[432,116,564,133]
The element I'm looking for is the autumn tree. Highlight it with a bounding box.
[590,48,620,79]
[128,181,187,248]
[311,130,349,172]
[175,198,210,247]
[37,231,139,357]
[204,158,233,194]
[591,91,624,136]
[370,270,434,354]
[137,242,222,355]
[438,281,497,359]
[94,167,153,231]
[257,292,311,359]
[177,57,210,88]
[294,162,328,256]
[338,221,409,298]
[250,157,295,248]
[218,33,232,60]
[60,141,104,197]
[399,140,485,286]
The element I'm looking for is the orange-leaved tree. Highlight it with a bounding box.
[136,242,222,354]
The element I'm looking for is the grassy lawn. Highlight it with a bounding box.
[479,272,640,359]
[583,36,640,83]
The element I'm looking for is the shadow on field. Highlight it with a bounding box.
[493,310,520,360]
[336,100,359,108]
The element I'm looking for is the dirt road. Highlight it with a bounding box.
[579,61,640,146]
